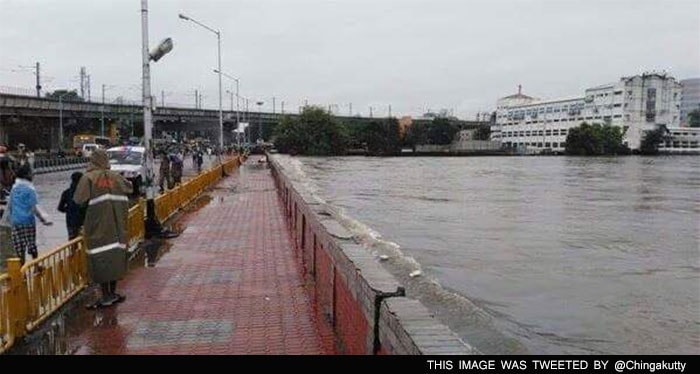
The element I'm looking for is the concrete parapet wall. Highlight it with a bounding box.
[268,153,473,355]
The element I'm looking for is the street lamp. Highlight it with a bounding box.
[215,68,241,149]
[256,101,264,143]
[179,12,223,154]
[142,0,174,237]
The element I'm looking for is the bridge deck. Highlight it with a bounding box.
[67,156,336,354]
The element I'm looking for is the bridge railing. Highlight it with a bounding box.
[0,155,243,354]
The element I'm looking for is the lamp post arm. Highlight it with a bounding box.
[182,15,219,36]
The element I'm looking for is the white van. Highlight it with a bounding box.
[107,146,146,196]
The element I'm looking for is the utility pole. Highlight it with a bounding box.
[161,89,165,107]
[389,104,392,118]
[369,106,373,118]
[86,75,91,101]
[80,67,86,98]
[281,101,284,114]
[194,89,199,108]
[101,84,106,136]
[272,97,276,114]
[349,103,352,116]
[35,62,41,97]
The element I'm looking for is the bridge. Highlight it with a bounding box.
[0,93,379,150]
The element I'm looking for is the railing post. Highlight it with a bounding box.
[7,258,28,338]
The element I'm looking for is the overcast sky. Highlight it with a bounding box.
[1,0,699,118]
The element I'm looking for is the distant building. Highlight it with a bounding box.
[493,73,682,151]
[680,78,700,126]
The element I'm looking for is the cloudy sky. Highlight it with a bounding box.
[1,0,698,118]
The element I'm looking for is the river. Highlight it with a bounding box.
[288,155,700,354]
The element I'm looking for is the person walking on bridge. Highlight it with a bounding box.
[8,164,52,265]
[74,149,132,309]
[57,171,86,240]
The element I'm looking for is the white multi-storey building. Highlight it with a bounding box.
[680,78,700,126]
[492,73,682,152]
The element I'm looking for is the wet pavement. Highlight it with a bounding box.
[37,156,336,355]
[32,156,217,253]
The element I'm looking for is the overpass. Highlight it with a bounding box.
[0,93,488,150]
[0,93,288,149]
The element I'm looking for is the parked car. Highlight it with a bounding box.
[106,146,145,196]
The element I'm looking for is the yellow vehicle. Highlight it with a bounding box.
[73,134,111,155]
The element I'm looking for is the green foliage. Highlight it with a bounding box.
[427,118,459,145]
[689,109,700,128]
[273,106,348,155]
[355,118,402,156]
[404,118,460,147]
[639,127,669,155]
[45,89,84,102]
[405,121,428,149]
[565,122,629,155]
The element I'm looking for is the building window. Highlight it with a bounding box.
[553,130,560,136]
[552,142,558,148]
[545,130,552,136]
[537,143,543,147]
[525,131,531,136]
[538,130,544,136]
[545,142,551,148]
[561,129,568,135]
[613,103,621,107]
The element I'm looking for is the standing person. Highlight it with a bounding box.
[196,149,204,172]
[0,145,16,202]
[158,150,170,193]
[74,149,131,309]
[16,143,28,167]
[57,172,86,240]
[9,164,52,265]
[170,149,183,186]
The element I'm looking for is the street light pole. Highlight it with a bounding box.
[179,13,223,154]
[214,69,241,149]
[142,0,174,238]
[101,84,105,136]
[256,101,264,143]
[57,91,72,150]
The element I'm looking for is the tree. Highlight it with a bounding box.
[639,127,669,155]
[404,121,428,149]
[45,89,83,102]
[426,117,459,145]
[565,122,628,155]
[273,106,348,155]
[355,118,401,156]
[688,109,700,128]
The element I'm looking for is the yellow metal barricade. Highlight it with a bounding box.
[21,237,88,332]
[128,199,145,250]
[0,272,13,354]
[0,155,244,354]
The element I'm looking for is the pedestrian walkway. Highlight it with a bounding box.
[69,156,336,354]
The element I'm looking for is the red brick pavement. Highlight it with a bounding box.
[69,157,337,355]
